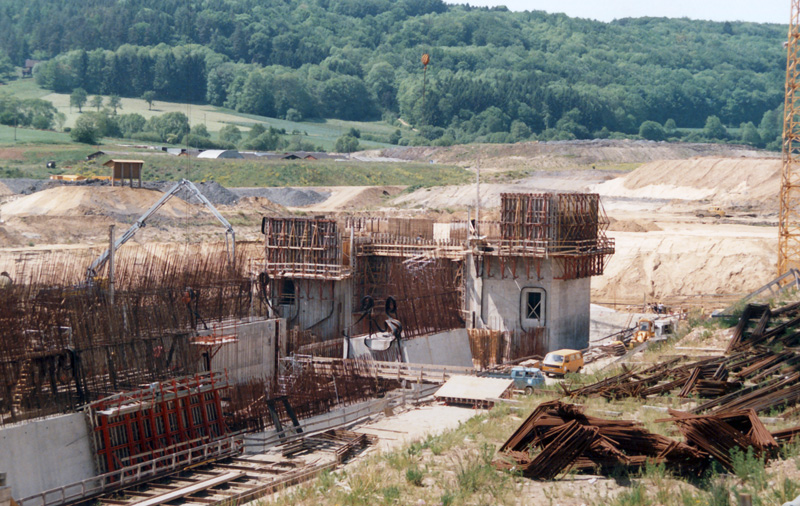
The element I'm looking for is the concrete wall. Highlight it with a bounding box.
[401,329,473,367]
[590,305,649,341]
[198,317,285,384]
[465,255,591,351]
[548,276,591,350]
[275,278,352,341]
[347,329,472,367]
[0,413,95,499]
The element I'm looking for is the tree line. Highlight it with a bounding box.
[0,0,789,148]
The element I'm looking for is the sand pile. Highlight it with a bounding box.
[290,186,405,211]
[0,182,12,197]
[593,157,781,209]
[230,197,287,215]
[232,187,330,207]
[374,140,767,170]
[592,227,777,303]
[607,218,662,233]
[0,186,198,218]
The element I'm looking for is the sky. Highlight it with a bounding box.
[443,0,789,24]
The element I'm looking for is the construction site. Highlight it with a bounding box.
[5,9,800,506]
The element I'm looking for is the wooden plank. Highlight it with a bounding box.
[128,472,244,506]
[215,463,283,474]
[180,498,218,504]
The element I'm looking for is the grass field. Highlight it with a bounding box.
[0,78,50,100]
[131,157,469,188]
[22,80,398,151]
[0,140,469,187]
[0,124,71,145]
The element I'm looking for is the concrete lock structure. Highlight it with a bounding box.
[262,193,613,366]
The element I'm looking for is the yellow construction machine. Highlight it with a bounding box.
[696,206,726,218]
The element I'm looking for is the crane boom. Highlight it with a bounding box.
[87,180,236,283]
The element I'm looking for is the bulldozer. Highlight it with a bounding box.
[696,206,725,218]
[630,318,675,347]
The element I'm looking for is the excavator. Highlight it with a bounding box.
[85,179,236,287]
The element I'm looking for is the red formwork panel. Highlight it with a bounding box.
[85,372,230,474]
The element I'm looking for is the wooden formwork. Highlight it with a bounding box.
[263,217,349,280]
[494,193,614,280]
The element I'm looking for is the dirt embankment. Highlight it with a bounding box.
[369,140,769,171]
[593,224,777,304]
[1,186,197,219]
[593,157,781,211]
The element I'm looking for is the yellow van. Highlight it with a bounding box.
[541,349,584,377]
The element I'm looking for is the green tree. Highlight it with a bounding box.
[759,108,782,145]
[639,121,665,141]
[0,50,14,83]
[108,94,122,115]
[366,62,397,110]
[663,119,677,135]
[335,134,359,153]
[146,111,189,143]
[71,113,100,143]
[703,115,728,140]
[247,123,266,139]
[118,113,146,138]
[142,91,156,110]
[219,124,242,145]
[191,123,210,138]
[240,127,284,151]
[510,120,532,141]
[740,122,762,146]
[70,88,88,113]
[90,95,104,111]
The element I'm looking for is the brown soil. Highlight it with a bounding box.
[1,186,200,218]
[369,140,769,171]
[595,156,781,211]
[607,217,662,233]
[0,148,25,160]
[289,185,405,212]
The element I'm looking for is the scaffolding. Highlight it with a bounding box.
[0,244,254,425]
[352,255,464,339]
[263,217,350,280]
[492,193,615,280]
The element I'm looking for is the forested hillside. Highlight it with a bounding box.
[0,0,788,147]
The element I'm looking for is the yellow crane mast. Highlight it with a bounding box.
[779,0,800,275]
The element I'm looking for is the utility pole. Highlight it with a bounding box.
[108,225,115,306]
[475,161,481,239]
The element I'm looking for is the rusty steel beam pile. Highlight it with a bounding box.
[495,400,800,480]
[0,243,255,425]
[494,401,705,479]
[563,301,800,416]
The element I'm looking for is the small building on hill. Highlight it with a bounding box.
[103,159,143,187]
[22,59,41,78]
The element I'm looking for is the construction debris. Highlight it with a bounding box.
[563,301,800,416]
[494,400,800,480]
[494,401,705,479]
